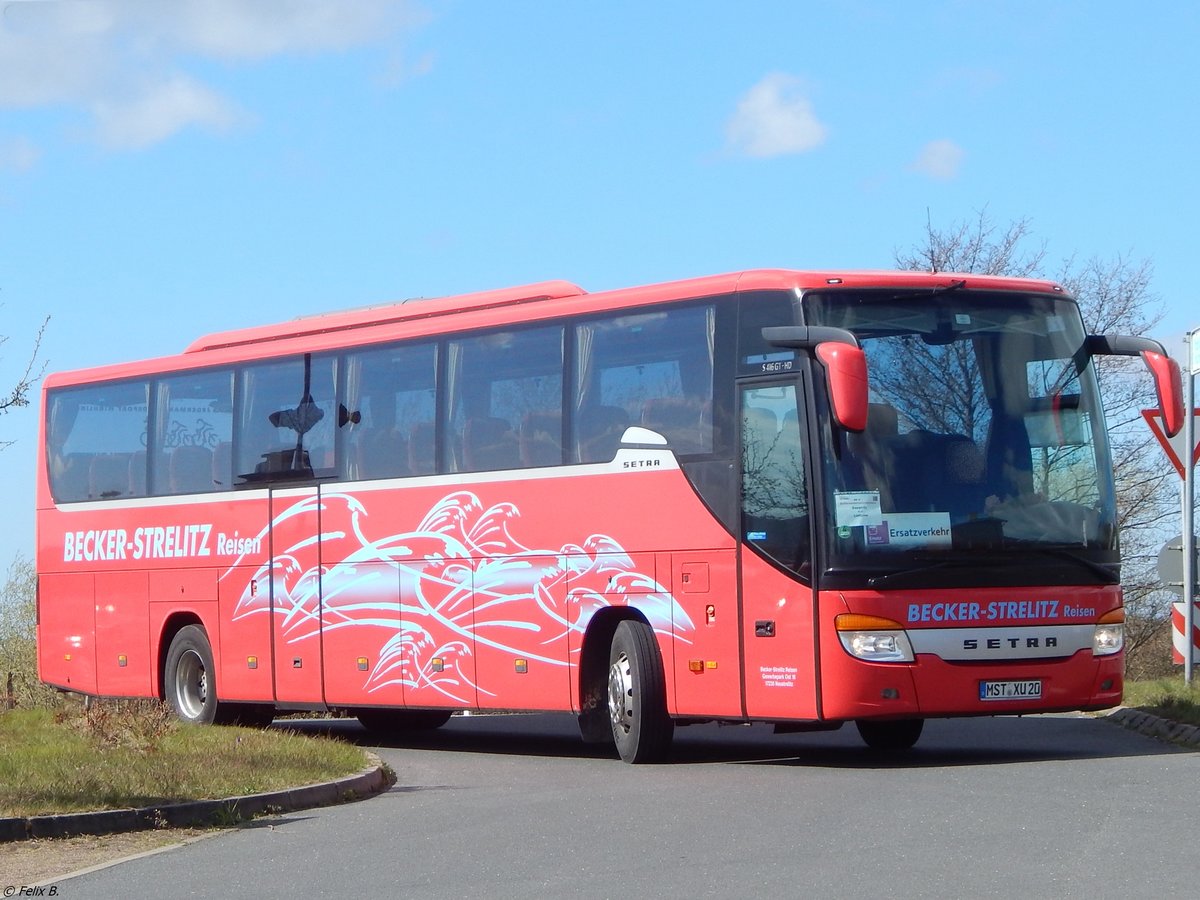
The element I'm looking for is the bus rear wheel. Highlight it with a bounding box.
[608,620,673,764]
[164,625,219,725]
[855,718,924,751]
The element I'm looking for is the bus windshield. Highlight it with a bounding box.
[803,288,1119,586]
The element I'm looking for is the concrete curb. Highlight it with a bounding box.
[1103,707,1200,749]
[0,752,393,843]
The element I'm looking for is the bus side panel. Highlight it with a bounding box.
[399,554,479,711]
[474,554,570,712]
[94,571,150,697]
[37,572,97,695]
[217,565,275,702]
[320,561,405,709]
[670,550,742,718]
[740,552,819,720]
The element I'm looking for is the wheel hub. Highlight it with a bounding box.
[608,651,634,734]
[175,649,208,720]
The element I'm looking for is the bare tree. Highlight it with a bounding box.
[895,210,1177,675]
[897,209,1047,278]
[0,314,49,450]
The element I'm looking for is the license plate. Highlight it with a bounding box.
[979,679,1042,701]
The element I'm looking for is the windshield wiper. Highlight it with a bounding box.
[864,546,1117,589]
[865,557,987,589]
[1007,545,1119,583]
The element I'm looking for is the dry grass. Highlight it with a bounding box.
[0,700,367,818]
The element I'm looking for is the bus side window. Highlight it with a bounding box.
[236,355,335,483]
[741,384,810,576]
[342,342,436,482]
[462,416,518,469]
[408,422,436,475]
[447,326,563,473]
[47,382,149,503]
[150,369,233,496]
[641,396,709,454]
[575,405,629,463]
[573,304,715,463]
[519,410,563,467]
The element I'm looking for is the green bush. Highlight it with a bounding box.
[0,554,59,710]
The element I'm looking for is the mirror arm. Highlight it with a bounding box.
[763,325,861,350]
[1085,334,1167,358]
[1087,333,1184,438]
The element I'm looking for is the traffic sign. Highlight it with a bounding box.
[1142,408,1200,480]
[1158,535,1199,596]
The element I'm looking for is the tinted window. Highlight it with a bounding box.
[741,383,810,575]
[47,381,149,502]
[574,305,715,462]
[151,369,234,495]
[343,342,438,479]
[447,327,564,472]
[237,354,337,484]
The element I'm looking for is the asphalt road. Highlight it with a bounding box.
[53,712,1199,898]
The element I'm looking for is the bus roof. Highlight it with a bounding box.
[45,268,1067,388]
[184,268,1064,353]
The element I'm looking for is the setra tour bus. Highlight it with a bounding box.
[36,269,1183,763]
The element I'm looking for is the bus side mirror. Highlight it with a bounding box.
[1141,350,1184,438]
[1087,334,1184,437]
[762,325,869,432]
[816,343,869,433]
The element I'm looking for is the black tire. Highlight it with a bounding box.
[607,620,674,763]
[355,708,453,734]
[855,718,924,751]
[164,625,219,725]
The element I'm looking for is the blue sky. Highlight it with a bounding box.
[1,0,1198,557]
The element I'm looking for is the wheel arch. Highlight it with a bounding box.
[576,605,655,716]
[155,612,207,700]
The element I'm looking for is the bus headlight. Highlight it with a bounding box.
[836,614,914,663]
[1093,608,1125,656]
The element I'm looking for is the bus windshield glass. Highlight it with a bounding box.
[802,287,1119,584]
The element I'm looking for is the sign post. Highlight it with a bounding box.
[1186,329,1198,683]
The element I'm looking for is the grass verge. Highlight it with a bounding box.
[1122,676,1200,727]
[0,700,368,819]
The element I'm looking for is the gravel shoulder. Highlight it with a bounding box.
[1,828,214,886]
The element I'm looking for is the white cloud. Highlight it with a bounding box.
[92,74,242,150]
[0,135,41,172]
[132,0,428,61]
[0,0,427,151]
[726,73,828,159]
[910,139,965,180]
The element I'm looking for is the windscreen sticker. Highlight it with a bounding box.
[864,512,952,548]
[834,491,882,527]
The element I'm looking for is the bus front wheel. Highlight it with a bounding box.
[607,620,673,764]
[855,718,924,751]
[164,625,219,725]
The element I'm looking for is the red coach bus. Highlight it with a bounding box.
[36,270,1183,762]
